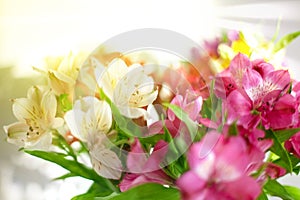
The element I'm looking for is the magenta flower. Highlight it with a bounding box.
[218,53,296,129]
[284,132,300,158]
[177,131,261,200]
[119,139,172,192]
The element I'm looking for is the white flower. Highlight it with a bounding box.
[96,58,158,119]
[3,86,64,149]
[64,96,122,179]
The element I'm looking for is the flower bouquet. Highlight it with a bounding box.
[3,28,300,200]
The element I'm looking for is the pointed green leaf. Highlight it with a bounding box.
[52,172,77,181]
[274,128,300,143]
[257,191,268,200]
[72,183,113,200]
[284,185,300,199]
[266,130,293,172]
[274,31,300,52]
[25,150,111,191]
[95,183,180,200]
[264,179,293,200]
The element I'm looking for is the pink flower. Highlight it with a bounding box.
[284,132,300,158]
[219,53,295,129]
[119,139,172,191]
[177,131,261,200]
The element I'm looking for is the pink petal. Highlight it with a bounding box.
[229,53,252,86]
[252,59,274,78]
[222,176,261,200]
[265,70,290,91]
[177,171,206,198]
[265,94,296,130]
[188,131,222,168]
[242,69,263,102]
[127,138,148,173]
[226,90,252,124]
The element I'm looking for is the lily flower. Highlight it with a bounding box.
[97,58,158,119]
[3,86,64,149]
[34,52,88,99]
[64,96,122,179]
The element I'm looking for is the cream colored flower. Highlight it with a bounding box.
[64,96,122,179]
[35,52,88,98]
[3,86,64,149]
[96,58,158,119]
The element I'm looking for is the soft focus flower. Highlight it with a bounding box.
[177,131,261,200]
[35,52,88,98]
[3,86,64,149]
[208,31,287,73]
[64,96,122,179]
[119,139,172,191]
[97,58,158,119]
[284,132,300,158]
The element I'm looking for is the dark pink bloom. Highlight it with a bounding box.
[284,132,300,158]
[219,53,295,129]
[119,139,172,191]
[177,131,261,200]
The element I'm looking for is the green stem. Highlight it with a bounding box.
[104,179,119,193]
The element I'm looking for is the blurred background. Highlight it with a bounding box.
[0,0,299,199]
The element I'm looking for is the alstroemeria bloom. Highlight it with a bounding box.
[64,96,122,179]
[119,139,172,192]
[97,58,158,119]
[3,86,64,149]
[177,131,261,200]
[35,52,88,98]
[216,53,295,129]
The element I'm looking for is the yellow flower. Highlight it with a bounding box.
[212,31,286,73]
[3,86,64,149]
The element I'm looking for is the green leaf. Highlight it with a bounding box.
[264,179,293,200]
[274,128,300,143]
[274,31,300,52]
[52,172,77,181]
[95,183,180,200]
[24,150,111,191]
[257,191,268,200]
[99,89,143,138]
[284,185,300,199]
[266,130,293,172]
[72,183,113,200]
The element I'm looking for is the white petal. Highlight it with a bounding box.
[4,122,28,147]
[26,131,53,150]
[12,98,39,122]
[41,89,57,120]
[90,147,122,180]
[64,109,87,141]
